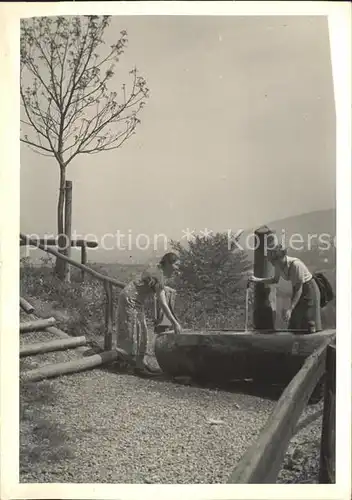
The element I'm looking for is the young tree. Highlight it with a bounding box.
[20,15,149,278]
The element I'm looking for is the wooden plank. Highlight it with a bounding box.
[64,180,72,283]
[81,242,87,281]
[21,310,96,356]
[20,350,119,382]
[104,281,114,350]
[20,233,125,288]
[319,344,336,483]
[227,337,333,484]
[253,226,276,330]
[20,238,98,248]
[20,336,87,357]
[20,297,35,314]
[20,317,56,333]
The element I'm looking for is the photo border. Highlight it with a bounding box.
[1,2,350,499]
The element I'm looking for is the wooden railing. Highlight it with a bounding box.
[20,232,126,350]
[227,336,336,484]
[319,343,336,483]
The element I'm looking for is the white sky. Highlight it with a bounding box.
[20,15,335,250]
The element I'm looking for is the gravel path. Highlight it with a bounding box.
[20,366,276,484]
[19,307,324,484]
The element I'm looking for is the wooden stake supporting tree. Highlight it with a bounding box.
[81,242,88,281]
[104,281,114,350]
[20,16,149,281]
[63,180,73,283]
[253,226,276,331]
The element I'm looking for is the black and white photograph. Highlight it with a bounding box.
[0,1,351,498]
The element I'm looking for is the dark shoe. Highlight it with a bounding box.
[133,366,154,377]
[133,365,163,378]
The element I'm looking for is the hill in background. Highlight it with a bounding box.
[90,207,336,275]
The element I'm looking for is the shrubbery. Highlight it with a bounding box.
[169,233,252,329]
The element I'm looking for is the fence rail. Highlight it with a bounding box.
[20,237,98,248]
[20,233,125,288]
[227,336,336,483]
[20,232,126,349]
[319,343,336,483]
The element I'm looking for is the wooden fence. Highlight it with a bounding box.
[20,232,126,350]
[319,343,336,483]
[227,337,336,483]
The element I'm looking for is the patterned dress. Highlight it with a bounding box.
[116,265,166,358]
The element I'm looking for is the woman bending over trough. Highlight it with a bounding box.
[116,252,181,375]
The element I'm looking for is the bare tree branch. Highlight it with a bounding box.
[20,14,149,213]
[20,137,53,154]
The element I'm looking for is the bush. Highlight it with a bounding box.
[169,233,252,329]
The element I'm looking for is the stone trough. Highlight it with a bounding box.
[154,329,336,386]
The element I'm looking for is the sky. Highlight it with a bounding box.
[20,15,336,263]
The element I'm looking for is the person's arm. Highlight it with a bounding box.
[156,288,181,332]
[249,266,280,285]
[288,261,305,312]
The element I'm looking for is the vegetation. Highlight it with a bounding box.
[170,233,252,328]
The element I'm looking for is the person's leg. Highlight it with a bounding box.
[289,281,322,333]
[116,293,137,363]
[135,310,148,370]
[288,305,301,331]
[154,286,178,332]
[309,279,323,332]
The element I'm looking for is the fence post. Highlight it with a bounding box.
[104,282,114,350]
[319,343,336,483]
[64,180,73,283]
[81,242,87,282]
[253,226,276,330]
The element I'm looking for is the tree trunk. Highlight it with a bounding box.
[55,164,67,279]
[64,180,73,283]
